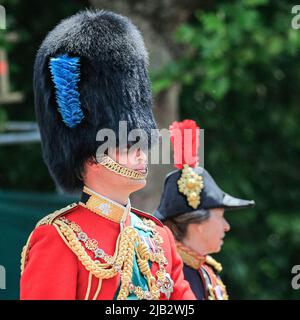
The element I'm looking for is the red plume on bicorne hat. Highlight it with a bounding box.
[169,119,200,170]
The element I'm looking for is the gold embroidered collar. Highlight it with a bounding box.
[79,186,131,224]
[175,241,206,270]
[176,241,223,273]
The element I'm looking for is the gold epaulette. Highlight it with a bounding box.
[35,203,78,227]
[20,203,78,275]
[205,255,223,273]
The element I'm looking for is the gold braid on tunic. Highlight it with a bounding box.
[21,204,169,300]
[53,218,165,300]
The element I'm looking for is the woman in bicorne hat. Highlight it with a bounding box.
[154,120,255,300]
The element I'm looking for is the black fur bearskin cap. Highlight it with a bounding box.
[34,9,157,192]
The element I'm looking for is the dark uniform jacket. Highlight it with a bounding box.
[176,242,228,300]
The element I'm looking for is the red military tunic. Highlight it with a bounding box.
[176,242,228,300]
[20,187,195,300]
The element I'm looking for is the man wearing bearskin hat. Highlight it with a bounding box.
[154,120,255,300]
[20,10,195,300]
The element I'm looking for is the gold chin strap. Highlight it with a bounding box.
[99,155,148,180]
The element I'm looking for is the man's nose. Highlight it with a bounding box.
[137,148,148,163]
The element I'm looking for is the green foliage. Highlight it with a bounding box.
[153,0,300,299]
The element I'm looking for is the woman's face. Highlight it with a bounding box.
[184,208,230,255]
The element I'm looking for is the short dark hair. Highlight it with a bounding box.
[164,210,210,242]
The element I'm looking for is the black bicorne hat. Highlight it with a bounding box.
[153,120,255,221]
[154,166,255,221]
[34,10,157,192]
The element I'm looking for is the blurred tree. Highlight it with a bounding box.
[154,0,300,299]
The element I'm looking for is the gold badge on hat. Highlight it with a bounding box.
[177,164,204,209]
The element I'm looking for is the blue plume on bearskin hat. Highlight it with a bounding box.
[49,55,83,128]
[34,10,157,192]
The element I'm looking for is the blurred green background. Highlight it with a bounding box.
[0,0,300,299]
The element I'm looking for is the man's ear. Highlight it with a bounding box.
[85,158,100,172]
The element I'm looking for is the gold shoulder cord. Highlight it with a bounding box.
[20,231,33,275]
[20,203,78,275]
[52,217,169,300]
[216,278,229,300]
[20,204,171,300]
[205,256,228,300]
[206,255,223,273]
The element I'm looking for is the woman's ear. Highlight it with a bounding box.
[186,223,202,241]
[194,223,204,235]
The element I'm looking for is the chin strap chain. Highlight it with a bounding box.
[98,155,148,180]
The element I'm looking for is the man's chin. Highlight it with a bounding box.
[126,177,147,191]
[134,178,147,188]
